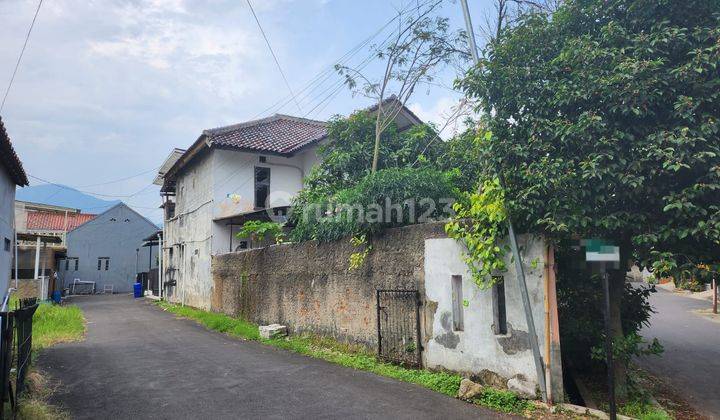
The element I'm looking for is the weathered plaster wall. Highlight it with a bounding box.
[165,146,323,309]
[212,223,447,346]
[164,151,214,309]
[424,236,556,394]
[0,171,15,296]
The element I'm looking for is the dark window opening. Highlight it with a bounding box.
[259,156,267,163]
[74,258,79,271]
[98,257,109,271]
[65,259,69,271]
[105,259,110,270]
[3,238,10,252]
[254,166,270,209]
[166,202,176,220]
[492,277,507,335]
[97,259,102,270]
[451,275,464,331]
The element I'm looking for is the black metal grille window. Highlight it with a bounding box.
[376,289,422,367]
[254,166,270,209]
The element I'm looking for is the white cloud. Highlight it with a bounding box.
[409,96,472,139]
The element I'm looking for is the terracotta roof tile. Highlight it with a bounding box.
[26,212,96,231]
[204,114,327,155]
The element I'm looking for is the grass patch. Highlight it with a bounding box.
[32,303,86,351]
[13,301,86,420]
[620,400,670,420]
[158,301,535,415]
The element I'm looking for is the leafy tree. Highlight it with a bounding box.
[306,111,446,194]
[290,167,459,243]
[459,0,720,400]
[436,120,488,193]
[336,0,465,173]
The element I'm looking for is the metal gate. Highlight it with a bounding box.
[376,289,422,367]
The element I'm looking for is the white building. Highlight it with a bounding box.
[159,114,328,309]
[158,99,423,309]
[0,117,29,302]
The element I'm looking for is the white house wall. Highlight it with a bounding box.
[165,151,214,309]
[165,145,322,310]
[210,148,319,256]
[423,236,550,391]
[0,171,15,297]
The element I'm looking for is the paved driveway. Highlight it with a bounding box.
[638,288,720,418]
[39,295,511,419]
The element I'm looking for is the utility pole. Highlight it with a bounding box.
[459,0,548,404]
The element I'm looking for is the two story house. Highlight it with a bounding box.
[159,100,423,309]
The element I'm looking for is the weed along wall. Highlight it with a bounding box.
[211,223,563,400]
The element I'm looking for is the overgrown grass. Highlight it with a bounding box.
[15,301,86,420]
[620,400,671,420]
[32,303,86,351]
[158,301,534,415]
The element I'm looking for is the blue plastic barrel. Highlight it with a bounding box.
[52,290,62,304]
[133,282,143,298]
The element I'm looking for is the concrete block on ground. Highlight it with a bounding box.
[506,376,536,399]
[457,378,483,400]
[259,324,288,339]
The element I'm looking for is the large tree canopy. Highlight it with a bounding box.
[461,0,720,277]
[457,0,720,400]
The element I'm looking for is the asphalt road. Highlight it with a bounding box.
[638,287,720,418]
[39,295,511,420]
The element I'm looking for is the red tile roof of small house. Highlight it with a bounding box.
[0,117,28,186]
[26,212,97,231]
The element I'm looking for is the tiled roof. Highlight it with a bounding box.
[26,212,96,231]
[203,114,327,155]
[0,117,28,186]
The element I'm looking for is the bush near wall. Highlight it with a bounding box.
[289,167,460,243]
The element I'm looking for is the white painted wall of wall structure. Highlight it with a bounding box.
[424,236,552,393]
[0,172,16,297]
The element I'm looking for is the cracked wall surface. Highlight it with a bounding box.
[423,236,559,394]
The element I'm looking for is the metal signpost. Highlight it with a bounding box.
[583,239,619,420]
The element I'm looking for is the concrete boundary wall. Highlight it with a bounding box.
[211,222,563,400]
[212,223,445,346]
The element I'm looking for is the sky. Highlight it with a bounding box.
[0,0,492,223]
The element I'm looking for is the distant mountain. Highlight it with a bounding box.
[16,184,121,214]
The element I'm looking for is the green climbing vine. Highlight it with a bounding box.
[444,177,509,289]
[348,234,372,271]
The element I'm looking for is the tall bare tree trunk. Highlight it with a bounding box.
[372,106,382,173]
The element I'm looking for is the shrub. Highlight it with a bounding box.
[289,167,459,242]
[556,246,663,370]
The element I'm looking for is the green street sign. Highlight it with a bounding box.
[581,239,620,262]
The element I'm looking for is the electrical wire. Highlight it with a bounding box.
[28,174,157,199]
[245,0,302,113]
[76,166,160,188]
[1,0,43,114]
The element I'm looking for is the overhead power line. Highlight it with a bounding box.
[76,166,160,188]
[28,174,157,199]
[245,0,302,113]
[1,0,43,114]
